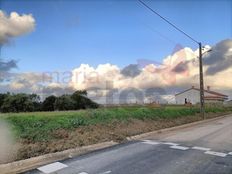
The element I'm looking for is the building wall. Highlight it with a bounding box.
[175,89,200,104]
[175,89,222,105]
[224,100,232,106]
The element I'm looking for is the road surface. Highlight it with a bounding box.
[24,115,232,174]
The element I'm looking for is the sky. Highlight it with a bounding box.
[0,0,232,103]
[1,0,231,72]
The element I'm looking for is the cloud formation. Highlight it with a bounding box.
[121,64,141,77]
[204,39,232,75]
[1,39,232,102]
[70,46,198,91]
[0,10,35,82]
[0,59,17,81]
[0,10,35,44]
[70,39,232,94]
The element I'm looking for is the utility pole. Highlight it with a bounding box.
[138,0,205,118]
[199,43,205,119]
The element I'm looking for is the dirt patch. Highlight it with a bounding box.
[8,112,231,163]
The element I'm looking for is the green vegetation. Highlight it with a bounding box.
[2,106,232,143]
[0,90,98,113]
[1,105,231,162]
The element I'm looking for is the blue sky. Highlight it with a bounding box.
[1,0,232,73]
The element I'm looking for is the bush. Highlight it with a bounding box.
[54,95,75,111]
[42,95,57,111]
[1,94,36,112]
[0,90,99,113]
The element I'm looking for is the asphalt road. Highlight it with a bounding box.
[24,115,232,174]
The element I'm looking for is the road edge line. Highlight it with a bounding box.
[0,141,117,174]
[127,114,230,140]
[0,113,231,174]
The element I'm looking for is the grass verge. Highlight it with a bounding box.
[1,105,232,163]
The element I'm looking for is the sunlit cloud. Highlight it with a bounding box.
[0,39,232,101]
[0,10,35,44]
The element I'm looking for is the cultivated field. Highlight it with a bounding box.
[1,105,232,163]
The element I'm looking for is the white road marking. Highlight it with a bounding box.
[143,140,230,157]
[142,140,160,145]
[170,145,189,150]
[162,142,179,146]
[143,140,152,142]
[37,162,68,174]
[99,171,112,174]
[142,140,157,142]
[204,151,227,157]
[79,172,88,174]
[192,146,211,151]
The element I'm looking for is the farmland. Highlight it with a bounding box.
[1,105,232,163]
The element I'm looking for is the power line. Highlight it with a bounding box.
[138,0,199,44]
[0,45,1,57]
[138,0,205,119]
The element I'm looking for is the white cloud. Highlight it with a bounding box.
[71,63,122,90]
[70,39,232,93]
[0,10,35,44]
[1,39,231,102]
[70,47,197,91]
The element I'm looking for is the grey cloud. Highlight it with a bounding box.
[0,59,17,82]
[0,72,76,99]
[121,64,141,77]
[13,72,51,84]
[145,87,167,97]
[0,72,51,92]
[0,59,17,72]
[204,39,232,75]
[171,61,188,73]
[41,86,75,97]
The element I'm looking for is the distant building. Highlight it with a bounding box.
[224,100,232,106]
[175,86,228,105]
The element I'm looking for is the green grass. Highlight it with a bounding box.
[1,106,231,142]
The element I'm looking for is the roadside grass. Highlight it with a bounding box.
[1,105,232,162]
[2,106,231,143]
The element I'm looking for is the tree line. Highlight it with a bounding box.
[0,90,99,113]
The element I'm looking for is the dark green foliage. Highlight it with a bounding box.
[0,90,98,113]
[1,93,36,112]
[54,95,75,111]
[71,91,99,109]
[42,95,57,111]
[0,93,9,109]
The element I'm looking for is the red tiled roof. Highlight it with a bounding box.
[204,96,226,99]
[205,96,223,98]
[204,96,225,101]
[175,87,228,97]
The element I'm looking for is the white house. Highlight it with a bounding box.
[224,100,232,106]
[175,86,228,105]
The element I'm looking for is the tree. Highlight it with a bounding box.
[30,94,41,111]
[73,90,87,96]
[54,95,75,111]
[1,93,34,112]
[0,93,9,110]
[42,95,57,111]
[0,90,98,113]
[71,90,98,109]
[82,96,99,109]
[71,91,86,109]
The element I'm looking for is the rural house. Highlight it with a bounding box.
[175,86,228,105]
